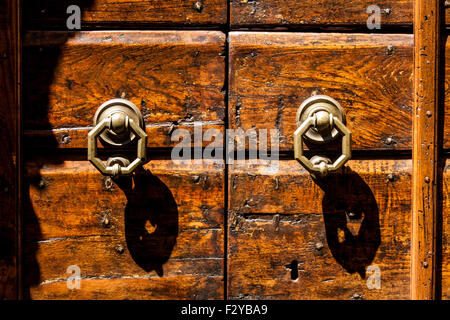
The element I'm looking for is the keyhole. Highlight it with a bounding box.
[286,260,298,280]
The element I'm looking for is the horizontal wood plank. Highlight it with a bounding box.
[23,0,227,28]
[229,32,414,152]
[230,0,413,28]
[24,123,224,149]
[28,276,223,300]
[21,0,450,29]
[23,31,226,149]
[228,160,411,299]
[23,160,224,299]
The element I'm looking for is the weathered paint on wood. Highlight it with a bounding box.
[229,32,413,151]
[228,160,411,299]
[23,160,224,299]
[23,31,226,149]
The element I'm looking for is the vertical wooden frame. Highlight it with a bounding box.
[0,0,20,300]
[412,0,441,300]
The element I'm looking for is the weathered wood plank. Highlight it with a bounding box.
[23,31,226,149]
[0,0,20,300]
[230,0,413,28]
[229,32,413,151]
[228,160,411,299]
[24,123,224,149]
[411,0,440,300]
[29,276,223,300]
[22,0,450,29]
[23,160,224,299]
[23,0,227,28]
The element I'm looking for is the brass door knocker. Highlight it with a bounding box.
[294,95,351,178]
[88,99,147,177]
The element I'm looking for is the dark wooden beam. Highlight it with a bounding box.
[0,0,20,300]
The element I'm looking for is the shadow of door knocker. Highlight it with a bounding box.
[87,99,179,275]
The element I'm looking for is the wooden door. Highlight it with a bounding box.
[0,0,448,300]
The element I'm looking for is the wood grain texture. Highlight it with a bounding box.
[23,160,224,299]
[0,0,20,300]
[28,277,223,300]
[230,0,413,28]
[229,32,413,152]
[228,160,411,300]
[448,7,450,26]
[23,31,226,149]
[411,0,440,300]
[23,0,227,28]
[442,159,450,300]
[25,123,224,149]
[444,37,450,149]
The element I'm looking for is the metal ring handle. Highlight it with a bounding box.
[88,113,147,177]
[294,114,351,177]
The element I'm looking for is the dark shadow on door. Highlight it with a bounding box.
[118,170,179,277]
[316,167,381,279]
[21,0,177,298]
